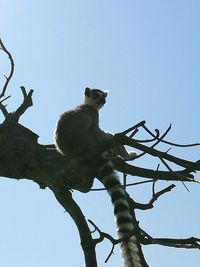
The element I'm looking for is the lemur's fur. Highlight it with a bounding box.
[54,87,144,267]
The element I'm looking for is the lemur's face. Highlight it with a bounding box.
[84,87,108,110]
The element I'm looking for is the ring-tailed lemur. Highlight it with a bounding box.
[54,87,145,267]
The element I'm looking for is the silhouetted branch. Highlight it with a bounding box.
[88,219,138,263]
[113,157,195,182]
[127,184,176,210]
[14,86,34,121]
[91,179,154,192]
[140,229,200,249]
[121,120,146,135]
[136,124,172,159]
[142,123,200,147]
[51,186,98,267]
[0,86,33,122]
[132,125,160,143]
[0,39,15,98]
[112,134,200,171]
[0,96,9,117]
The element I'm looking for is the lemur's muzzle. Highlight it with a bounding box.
[97,96,106,105]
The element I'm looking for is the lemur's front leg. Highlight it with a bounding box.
[103,131,137,161]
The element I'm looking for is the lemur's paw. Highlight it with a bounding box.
[124,151,137,161]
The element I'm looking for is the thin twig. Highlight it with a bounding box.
[88,219,139,263]
[0,102,8,117]
[133,129,159,143]
[159,156,190,191]
[0,39,15,98]
[88,219,118,263]
[105,244,115,263]
[91,180,155,192]
[128,184,176,210]
[152,164,160,196]
[0,95,11,117]
[129,128,139,138]
[121,120,146,135]
[136,124,171,159]
[142,124,200,147]
[0,95,11,103]
[149,184,176,207]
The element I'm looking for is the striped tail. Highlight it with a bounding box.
[98,159,145,267]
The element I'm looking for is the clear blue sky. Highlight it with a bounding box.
[0,1,200,266]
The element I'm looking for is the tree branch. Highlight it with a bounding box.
[112,134,200,171]
[0,39,15,98]
[88,219,148,265]
[127,184,176,210]
[142,123,200,147]
[50,186,98,267]
[113,157,195,182]
[14,86,34,121]
[0,96,9,117]
[140,229,200,249]
[88,219,119,263]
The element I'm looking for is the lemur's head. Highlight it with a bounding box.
[84,87,108,110]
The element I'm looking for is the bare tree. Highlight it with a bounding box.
[0,39,199,267]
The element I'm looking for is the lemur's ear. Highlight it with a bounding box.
[85,87,91,97]
[104,90,108,97]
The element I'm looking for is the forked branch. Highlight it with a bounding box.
[14,86,34,121]
[127,184,176,210]
[88,219,138,264]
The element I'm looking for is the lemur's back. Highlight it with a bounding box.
[55,104,104,159]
